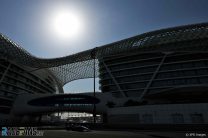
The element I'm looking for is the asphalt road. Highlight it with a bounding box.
[3,130,208,138]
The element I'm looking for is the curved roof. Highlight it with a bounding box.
[1,22,208,85]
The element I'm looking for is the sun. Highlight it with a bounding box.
[51,9,83,40]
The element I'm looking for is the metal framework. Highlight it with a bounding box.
[139,53,168,101]
[0,22,208,86]
[101,59,126,97]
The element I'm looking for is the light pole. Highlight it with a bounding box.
[91,48,97,124]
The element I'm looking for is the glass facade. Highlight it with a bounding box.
[0,59,57,115]
[99,52,208,99]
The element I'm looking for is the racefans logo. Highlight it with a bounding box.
[1,127,44,136]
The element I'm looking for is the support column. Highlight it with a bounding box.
[101,59,126,97]
[139,53,169,101]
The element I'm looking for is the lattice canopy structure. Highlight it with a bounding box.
[0,22,208,86]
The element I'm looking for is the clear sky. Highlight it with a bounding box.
[1,0,208,93]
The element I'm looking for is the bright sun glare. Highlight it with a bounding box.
[51,9,83,40]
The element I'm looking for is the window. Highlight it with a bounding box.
[186,78,198,84]
[184,70,196,76]
[182,63,193,68]
[194,61,205,67]
[197,69,208,75]
[191,113,204,124]
[199,77,208,84]
[166,80,174,86]
[127,91,143,97]
[142,114,153,124]
[152,81,166,87]
[171,113,184,124]
[0,107,10,114]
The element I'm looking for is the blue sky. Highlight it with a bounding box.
[1,0,208,93]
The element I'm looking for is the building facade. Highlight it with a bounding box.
[100,51,208,125]
[0,59,63,124]
[0,22,208,126]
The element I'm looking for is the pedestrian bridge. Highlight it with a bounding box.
[11,93,102,115]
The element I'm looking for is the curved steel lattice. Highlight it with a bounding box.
[1,23,208,86]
